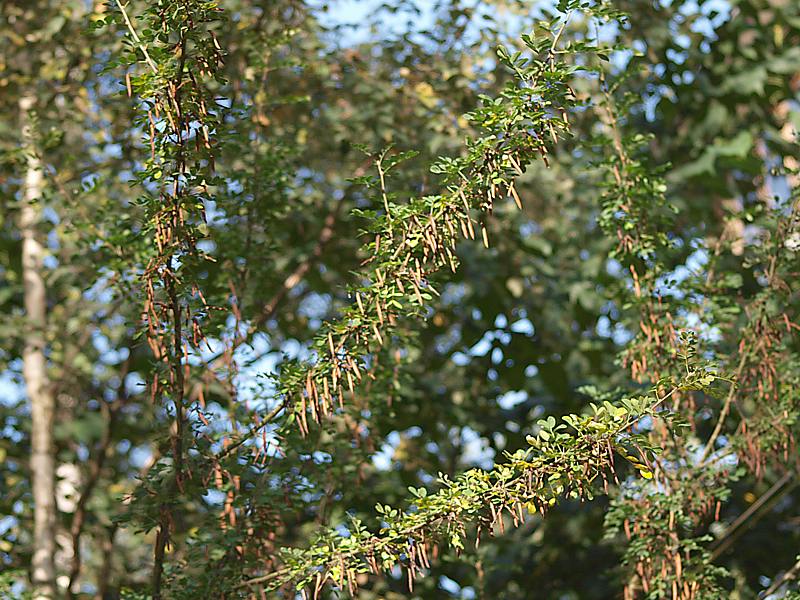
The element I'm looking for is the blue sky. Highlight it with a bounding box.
[314,0,438,42]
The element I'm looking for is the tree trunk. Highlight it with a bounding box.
[19,94,58,600]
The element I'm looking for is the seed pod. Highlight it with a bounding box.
[509,184,523,210]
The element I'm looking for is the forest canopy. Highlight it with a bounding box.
[1,0,799,598]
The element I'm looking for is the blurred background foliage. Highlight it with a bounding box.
[1,0,799,598]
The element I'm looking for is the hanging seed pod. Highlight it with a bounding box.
[412,282,424,305]
[445,214,456,238]
[459,189,470,212]
[446,248,457,272]
[327,332,336,356]
[508,153,523,175]
[548,121,558,143]
[465,216,475,240]
[298,398,309,435]
[459,218,470,239]
[322,377,330,406]
[350,358,362,382]
[331,363,340,390]
[509,183,523,210]
[308,390,318,423]
[368,552,379,575]
[420,541,430,568]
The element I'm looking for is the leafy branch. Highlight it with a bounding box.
[242,364,725,596]
[268,5,623,436]
[107,1,226,596]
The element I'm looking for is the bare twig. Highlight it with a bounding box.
[763,554,800,597]
[201,187,352,371]
[66,401,117,598]
[710,471,796,561]
[214,398,288,462]
[113,0,159,74]
[699,351,748,464]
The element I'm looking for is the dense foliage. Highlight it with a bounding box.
[1,0,799,598]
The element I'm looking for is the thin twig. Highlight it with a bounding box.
[66,401,117,598]
[710,471,795,561]
[113,0,159,74]
[763,554,800,597]
[699,351,748,465]
[215,398,288,461]
[199,199,343,374]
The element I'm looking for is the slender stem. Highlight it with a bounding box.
[710,471,795,561]
[67,376,124,598]
[763,554,800,597]
[549,11,573,60]
[377,152,392,235]
[699,351,748,464]
[114,0,159,74]
[214,398,288,461]
[152,29,188,600]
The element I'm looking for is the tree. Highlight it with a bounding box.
[1,0,799,598]
[19,90,57,600]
